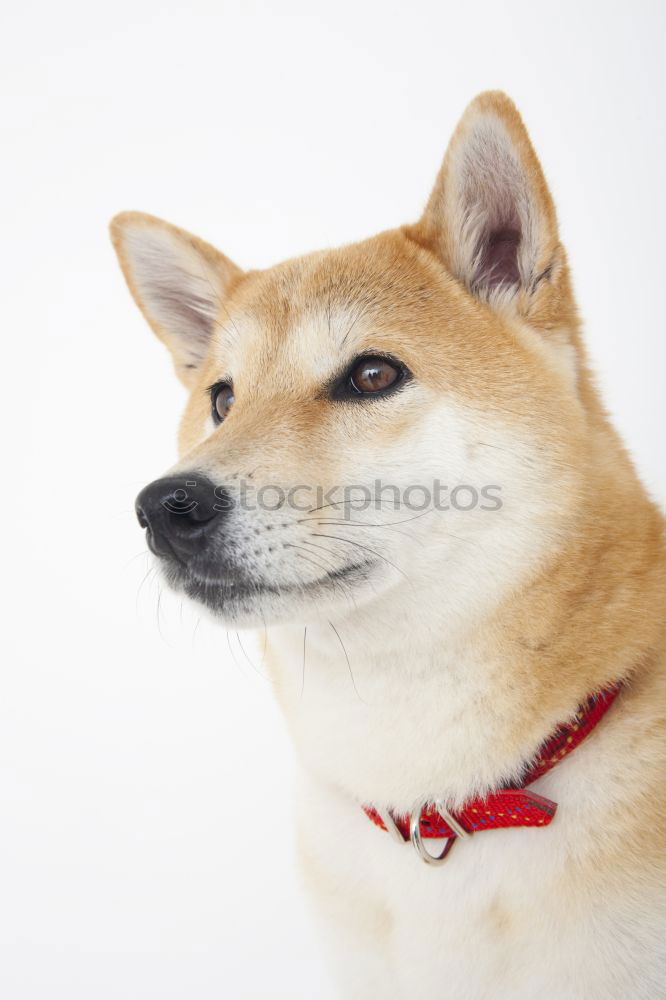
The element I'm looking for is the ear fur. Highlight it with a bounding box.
[410,92,566,323]
[110,212,242,385]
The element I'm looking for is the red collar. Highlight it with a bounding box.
[363,682,623,865]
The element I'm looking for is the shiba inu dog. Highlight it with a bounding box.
[111,92,666,998]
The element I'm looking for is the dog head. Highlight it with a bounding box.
[112,92,589,628]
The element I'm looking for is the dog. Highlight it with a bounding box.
[111,92,666,998]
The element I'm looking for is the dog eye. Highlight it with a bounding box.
[347,356,403,396]
[210,382,235,424]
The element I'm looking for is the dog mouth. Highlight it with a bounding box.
[160,557,377,613]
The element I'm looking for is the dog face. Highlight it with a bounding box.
[112,92,588,627]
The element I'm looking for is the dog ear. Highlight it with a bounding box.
[110,212,242,385]
[410,92,565,322]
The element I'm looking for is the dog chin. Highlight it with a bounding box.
[158,558,381,627]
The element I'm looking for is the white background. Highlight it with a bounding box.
[2,2,665,997]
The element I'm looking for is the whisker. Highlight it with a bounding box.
[123,549,150,571]
[136,565,157,612]
[301,626,307,698]
[339,298,374,349]
[329,620,364,702]
[226,631,245,676]
[316,516,484,552]
[289,547,357,609]
[155,582,168,644]
[313,531,410,584]
[308,517,427,545]
[290,546,335,577]
[237,631,267,680]
[302,507,439,530]
[289,538,343,572]
[307,497,402,515]
[260,609,268,669]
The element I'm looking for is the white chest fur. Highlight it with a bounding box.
[265,620,664,999]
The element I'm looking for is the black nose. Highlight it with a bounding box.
[135,475,231,560]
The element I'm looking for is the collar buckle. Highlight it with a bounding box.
[410,800,472,866]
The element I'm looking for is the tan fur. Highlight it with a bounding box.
[111,92,666,998]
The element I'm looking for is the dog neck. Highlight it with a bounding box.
[265,468,666,814]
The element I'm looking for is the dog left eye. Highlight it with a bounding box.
[210,382,235,424]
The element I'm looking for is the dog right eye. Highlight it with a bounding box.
[330,354,410,401]
[348,357,402,395]
[209,382,235,424]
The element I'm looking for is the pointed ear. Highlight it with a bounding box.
[411,92,565,321]
[110,212,242,385]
